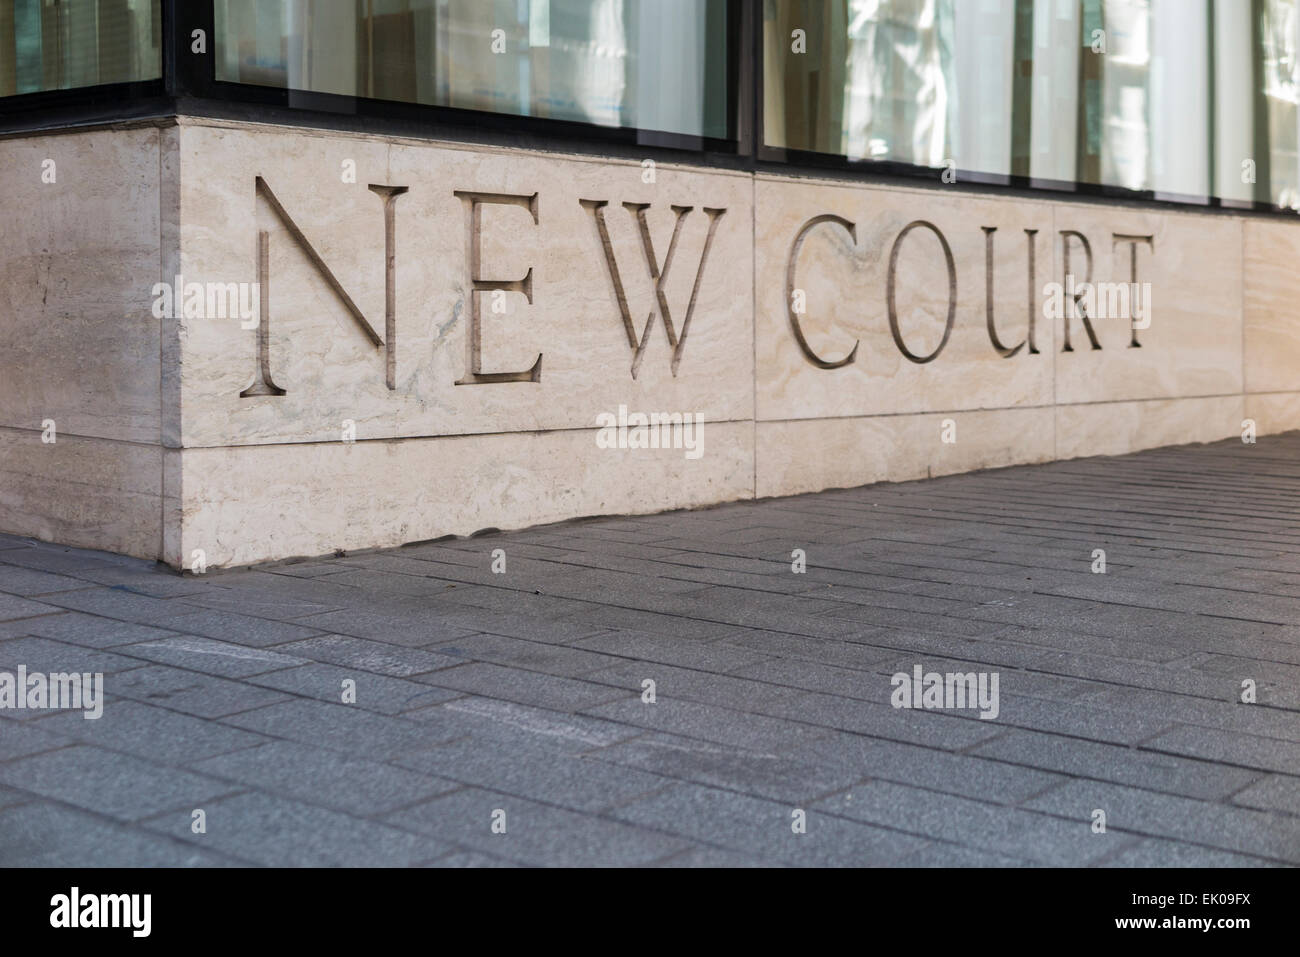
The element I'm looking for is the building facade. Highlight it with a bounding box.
[2,0,1298,569]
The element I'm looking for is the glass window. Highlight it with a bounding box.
[213,0,732,140]
[0,0,161,96]
[763,0,1300,210]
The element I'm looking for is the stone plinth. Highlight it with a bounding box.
[0,118,1294,568]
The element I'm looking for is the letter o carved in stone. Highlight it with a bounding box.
[887,220,956,364]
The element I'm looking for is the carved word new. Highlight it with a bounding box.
[241,178,724,397]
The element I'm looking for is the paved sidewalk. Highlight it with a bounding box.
[2,434,1299,867]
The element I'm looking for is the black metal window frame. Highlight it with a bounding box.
[1,0,1296,220]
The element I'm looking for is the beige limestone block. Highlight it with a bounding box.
[755,408,1054,499]
[0,127,162,444]
[755,176,1055,422]
[1054,396,1243,460]
[0,428,162,559]
[1244,218,1300,395]
[178,421,753,568]
[1050,204,1243,405]
[1244,392,1300,437]
[174,121,754,449]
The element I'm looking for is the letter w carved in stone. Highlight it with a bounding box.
[242,176,408,397]
[579,200,725,379]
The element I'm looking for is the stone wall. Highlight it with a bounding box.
[1,118,1295,568]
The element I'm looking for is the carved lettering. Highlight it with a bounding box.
[240,230,286,397]
[785,215,860,368]
[982,226,1040,358]
[1060,229,1101,351]
[887,221,956,365]
[453,190,542,385]
[580,199,725,378]
[1113,233,1154,348]
[244,176,407,397]
[369,185,409,387]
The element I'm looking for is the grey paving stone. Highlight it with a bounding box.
[645,846,767,867]
[582,696,832,754]
[140,791,445,866]
[246,662,461,714]
[194,740,460,815]
[163,608,328,647]
[608,781,930,866]
[0,745,240,822]
[273,634,462,677]
[219,698,462,760]
[0,594,63,622]
[812,780,1115,866]
[1230,774,1300,816]
[0,565,90,595]
[35,587,204,626]
[414,696,643,752]
[746,689,1006,752]
[174,588,346,622]
[720,630,911,671]
[582,661,812,716]
[433,609,610,645]
[27,700,268,765]
[0,544,151,576]
[309,568,481,599]
[1022,779,1300,864]
[115,636,306,678]
[572,629,775,673]
[0,802,250,866]
[586,732,862,805]
[292,605,480,646]
[14,613,187,649]
[1070,684,1300,738]
[110,664,294,718]
[0,636,142,676]
[799,730,1067,805]
[428,632,622,677]
[392,734,672,813]
[567,603,761,640]
[895,842,1037,867]
[416,662,632,713]
[970,728,1261,802]
[424,849,522,867]
[0,716,75,761]
[1098,837,1278,867]
[0,785,30,812]
[383,786,689,866]
[732,652,1086,704]
[1141,724,1300,776]
[69,568,221,599]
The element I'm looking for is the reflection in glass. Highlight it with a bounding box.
[213,0,730,139]
[764,0,1300,209]
[1260,0,1299,209]
[0,0,161,96]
